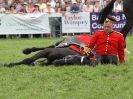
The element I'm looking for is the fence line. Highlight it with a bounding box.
[0,12,132,38]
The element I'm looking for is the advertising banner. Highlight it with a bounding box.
[62,12,91,33]
[0,13,50,34]
[90,12,126,33]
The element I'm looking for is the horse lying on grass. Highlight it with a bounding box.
[3,34,96,67]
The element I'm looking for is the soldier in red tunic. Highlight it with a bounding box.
[83,15,125,65]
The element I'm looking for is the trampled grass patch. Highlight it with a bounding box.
[0,36,133,99]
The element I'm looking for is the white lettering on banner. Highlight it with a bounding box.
[91,22,125,29]
[62,12,90,33]
[0,14,51,35]
[122,14,126,20]
[92,23,103,29]
[91,14,125,22]
[91,14,98,21]
[114,22,125,28]
[112,15,123,21]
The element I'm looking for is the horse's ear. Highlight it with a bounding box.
[98,0,116,24]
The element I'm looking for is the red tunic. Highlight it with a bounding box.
[69,33,92,54]
[88,30,125,63]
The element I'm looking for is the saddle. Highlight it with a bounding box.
[55,34,91,49]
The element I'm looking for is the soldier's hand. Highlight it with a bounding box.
[83,47,91,55]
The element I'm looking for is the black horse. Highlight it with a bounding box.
[98,0,133,41]
[3,34,93,67]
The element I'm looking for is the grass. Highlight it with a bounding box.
[0,36,133,99]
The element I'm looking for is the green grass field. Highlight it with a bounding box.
[0,36,133,99]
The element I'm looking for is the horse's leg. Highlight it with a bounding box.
[23,40,64,55]
[120,19,133,49]
[120,20,133,40]
[120,21,132,53]
[30,39,64,52]
[4,47,79,67]
[4,49,52,67]
[23,47,46,55]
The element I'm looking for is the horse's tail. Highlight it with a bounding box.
[98,0,116,24]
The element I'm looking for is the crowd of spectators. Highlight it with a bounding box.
[0,0,123,14]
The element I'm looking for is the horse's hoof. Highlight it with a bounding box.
[23,48,31,55]
[4,63,15,67]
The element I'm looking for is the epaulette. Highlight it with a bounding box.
[114,31,123,35]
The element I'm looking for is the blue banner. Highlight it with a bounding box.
[90,12,126,33]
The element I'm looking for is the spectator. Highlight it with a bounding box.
[14,0,23,13]
[3,0,10,11]
[82,1,94,12]
[76,0,83,10]
[8,4,17,13]
[0,2,6,13]
[37,0,46,12]
[44,2,55,13]
[33,4,41,13]
[65,1,72,12]
[93,1,101,12]
[70,1,81,13]
[55,2,62,13]
[26,2,35,13]
[82,0,85,3]
[113,0,123,13]
[19,2,28,13]
[83,15,125,65]
[49,0,56,8]
[103,0,111,8]
[7,0,14,6]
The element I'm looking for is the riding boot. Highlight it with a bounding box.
[53,59,68,66]
[53,55,78,66]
